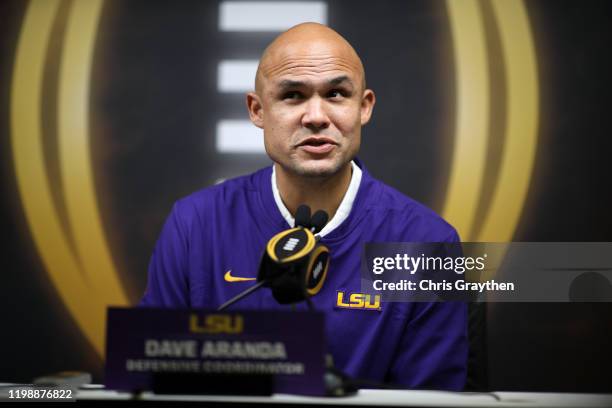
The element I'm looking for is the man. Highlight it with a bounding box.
[141,23,467,390]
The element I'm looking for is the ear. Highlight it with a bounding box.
[246,92,264,129]
[360,89,376,125]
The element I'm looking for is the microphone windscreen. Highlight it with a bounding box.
[311,210,329,233]
[295,204,311,228]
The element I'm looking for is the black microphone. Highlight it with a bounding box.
[310,210,329,234]
[218,205,330,310]
[295,204,311,229]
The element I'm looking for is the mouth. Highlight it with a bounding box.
[297,137,337,155]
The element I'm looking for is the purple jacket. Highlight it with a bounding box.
[140,160,468,390]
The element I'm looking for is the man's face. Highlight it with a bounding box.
[248,40,375,178]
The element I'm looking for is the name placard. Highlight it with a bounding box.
[105,308,326,396]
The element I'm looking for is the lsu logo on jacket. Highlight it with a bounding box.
[336,291,381,311]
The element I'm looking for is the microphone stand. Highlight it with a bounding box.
[217,281,315,312]
[217,281,266,311]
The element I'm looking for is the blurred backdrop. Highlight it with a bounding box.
[1,0,611,391]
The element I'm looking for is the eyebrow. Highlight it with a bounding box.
[329,75,351,86]
[277,75,354,90]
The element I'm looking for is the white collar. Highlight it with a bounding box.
[271,161,362,238]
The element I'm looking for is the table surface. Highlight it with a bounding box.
[74,386,612,407]
[2,384,611,406]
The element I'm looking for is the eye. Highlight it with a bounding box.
[327,89,345,99]
[283,91,303,100]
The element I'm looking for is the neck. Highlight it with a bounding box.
[275,162,353,220]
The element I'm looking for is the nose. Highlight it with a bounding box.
[301,96,330,131]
